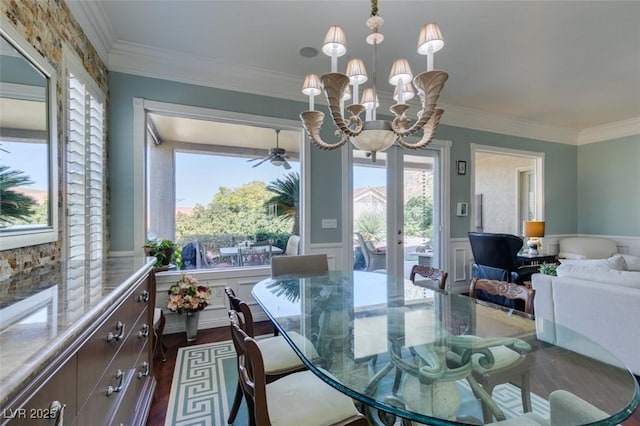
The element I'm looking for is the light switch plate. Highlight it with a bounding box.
[322,219,338,228]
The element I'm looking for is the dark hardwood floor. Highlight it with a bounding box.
[147,322,640,426]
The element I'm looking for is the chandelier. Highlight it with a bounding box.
[300,0,448,162]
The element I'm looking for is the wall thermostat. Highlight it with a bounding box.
[456,202,468,216]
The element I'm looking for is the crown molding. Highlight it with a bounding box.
[438,103,579,144]
[66,0,115,64]
[577,116,640,145]
[68,4,633,146]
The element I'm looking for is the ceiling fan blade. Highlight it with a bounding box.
[251,157,270,167]
[283,160,292,170]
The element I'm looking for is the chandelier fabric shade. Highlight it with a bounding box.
[300,0,449,161]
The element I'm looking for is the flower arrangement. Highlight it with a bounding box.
[167,273,211,314]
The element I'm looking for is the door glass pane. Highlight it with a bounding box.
[403,154,436,274]
[353,151,387,272]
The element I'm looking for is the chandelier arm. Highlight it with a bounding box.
[300,110,350,150]
[322,73,365,138]
[396,109,443,149]
[391,70,448,137]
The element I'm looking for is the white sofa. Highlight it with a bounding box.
[532,253,640,376]
[557,236,619,260]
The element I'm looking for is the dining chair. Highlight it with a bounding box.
[284,234,301,256]
[355,232,386,272]
[409,265,449,292]
[271,253,328,277]
[224,287,315,425]
[468,278,536,423]
[228,310,369,426]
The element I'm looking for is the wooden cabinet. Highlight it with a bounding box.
[1,264,156,426]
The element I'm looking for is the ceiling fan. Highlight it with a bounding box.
[247,129,291,170]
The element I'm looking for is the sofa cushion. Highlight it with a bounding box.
[622,255,640,272]
[558,237,618,259]
[558,255,627,271]
[556,264,640,288]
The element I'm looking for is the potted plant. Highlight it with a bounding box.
[144,238,177,267]
[167,273,211,341]
[538,262,558,276]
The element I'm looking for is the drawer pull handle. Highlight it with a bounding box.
[137,290,150,303]
[138,324,149,338]
[49,400,65,426]
[107,321,126,342]
[138,361,149,378]
[106,369,125,396]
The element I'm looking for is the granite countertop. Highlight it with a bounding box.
[0,256,155,408]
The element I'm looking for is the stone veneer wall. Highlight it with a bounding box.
[0,0,108,280]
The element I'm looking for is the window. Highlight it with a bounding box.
[145,114,301,271]
[64,49,105,315]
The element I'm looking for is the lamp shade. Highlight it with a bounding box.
[361,88,379,109]
[342,85,351,101]
[322,25,347,57]
[346,58,368,85]
[523,221,545,238]
[393,83,415,102]
[302,74,322,96]
[389,58,413,86]
[417,22,444,55]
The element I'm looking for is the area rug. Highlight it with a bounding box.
[165,340,550,426]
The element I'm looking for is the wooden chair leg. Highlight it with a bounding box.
[227,381,244,425]
[481,383,496,424]
[521,373,532,413]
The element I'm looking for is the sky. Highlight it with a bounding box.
[1,141,49,190]
[175,152,386,207]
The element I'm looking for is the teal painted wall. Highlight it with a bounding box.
[577,135,640,236]
[109,71,628,251]
[108,72,342,251]
[434,125,579,238]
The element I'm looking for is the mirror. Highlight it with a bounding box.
[0,18,58,250]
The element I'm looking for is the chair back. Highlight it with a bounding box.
[285,235,300,256]
[224,287,256,337]
[355,232,386,271]
[228,310,270,424]
[409,265,449,291]
[271,254,328,277]
[469,278,536,314]
[468,232,523,272]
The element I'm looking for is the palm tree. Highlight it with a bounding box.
[0,165,37,225]
[265,172,299,235]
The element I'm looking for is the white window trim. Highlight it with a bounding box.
[131,98,306,261]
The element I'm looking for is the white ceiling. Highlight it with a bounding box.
[67,0,640,145]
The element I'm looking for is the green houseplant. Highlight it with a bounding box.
[538,262,558,276]
[144,238,177,267]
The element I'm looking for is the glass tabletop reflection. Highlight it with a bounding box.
[252,270,640,426]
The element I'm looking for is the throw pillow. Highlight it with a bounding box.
[622,255,640,272]
[607,255,628,271]
[559,256,627,271]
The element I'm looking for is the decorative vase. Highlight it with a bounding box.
[185,311,200,342]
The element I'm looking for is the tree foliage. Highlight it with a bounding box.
[404,195,433,237]
[175,180,292,246]
[264,172,299,235]
[0,165,37,225]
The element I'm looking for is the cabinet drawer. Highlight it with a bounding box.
[110,341,153,426]
[130,275,152,325]
[3,356,77,425]
[76,298,135,400]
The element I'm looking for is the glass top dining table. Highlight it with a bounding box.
[252,270,640,425]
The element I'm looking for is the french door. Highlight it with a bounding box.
[349,146,442,283]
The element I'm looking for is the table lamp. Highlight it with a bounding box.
[523,220,545,255]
